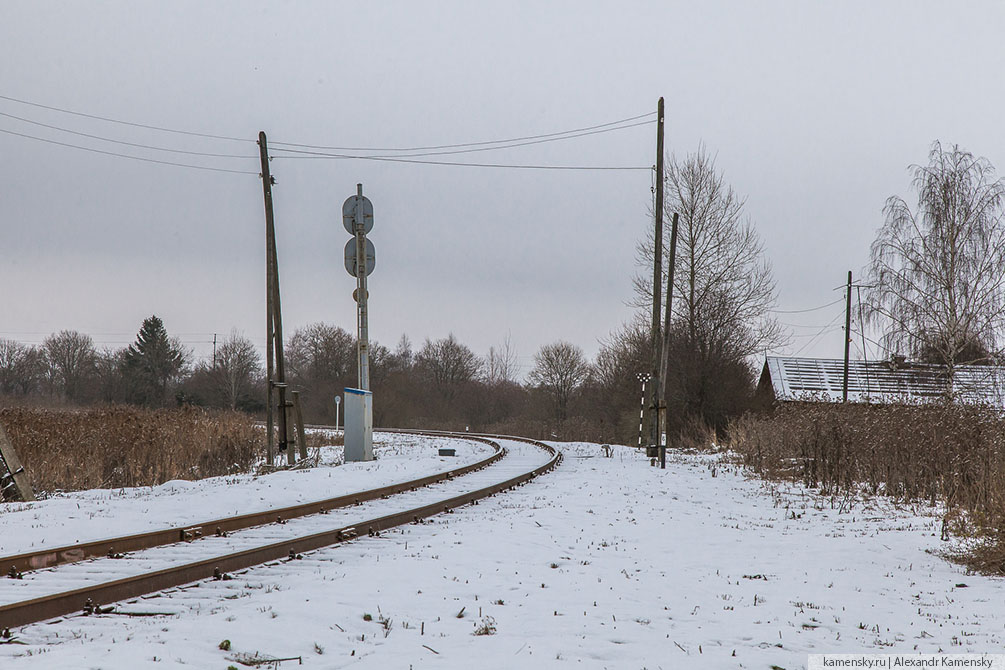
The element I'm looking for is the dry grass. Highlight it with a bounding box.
[1,405,264,493]
[729,401,1005,573]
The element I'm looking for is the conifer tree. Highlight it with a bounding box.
[123,315,186,406]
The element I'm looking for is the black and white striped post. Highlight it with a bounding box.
[636,372,650,450]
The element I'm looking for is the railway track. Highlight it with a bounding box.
[0,431,502,578]
[0,430,560,633]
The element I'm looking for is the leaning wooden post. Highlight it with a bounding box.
[0,423,36,502]
[292,391,308,462]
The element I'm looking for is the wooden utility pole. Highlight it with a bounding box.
[293,391,308,461]
[843,270,852,402]
[658,212,679,469]
[259,131,290,463]
[271,225,290,460]
[259,131,276,466]
[648,97,665,453]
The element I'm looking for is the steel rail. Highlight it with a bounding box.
[0,432,560,632]
[0,431,502,578]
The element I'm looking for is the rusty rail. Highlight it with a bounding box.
[0,432,560,631]
[0,431,502,578]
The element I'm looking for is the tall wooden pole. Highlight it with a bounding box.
[258,132,275,466]
[658,211,679,469]
[270,197,290,460]
[843,270,852,402]
[648,97,665,452]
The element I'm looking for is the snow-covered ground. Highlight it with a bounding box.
[3,439,1003,669]
[0,432,488,554]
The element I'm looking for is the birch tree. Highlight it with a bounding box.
[865,141,1005,387]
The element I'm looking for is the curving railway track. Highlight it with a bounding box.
[0,430,560,633]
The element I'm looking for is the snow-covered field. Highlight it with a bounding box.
[2,438,1003,669]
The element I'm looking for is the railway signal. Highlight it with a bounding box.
[342,184,375,462]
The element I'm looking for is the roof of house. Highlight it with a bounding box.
[760,356,1005,406]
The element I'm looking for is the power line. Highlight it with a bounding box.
[0,92,253,143]
[271,151,650,171]
[0,92,654,172]
[769,298,844,314]
[789,328,841,338]
[1,91,655,157]
[270,118,655,160]
[0,126,259,175]
[0,110,257,159]
[790,309,846,357]
[849,326,893,356]
[269,111,657,152]
[779,320,845,329]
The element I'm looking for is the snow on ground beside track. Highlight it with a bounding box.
[3,440,1004,670]
[0,433,488,554]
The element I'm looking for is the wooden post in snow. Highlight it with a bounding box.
[0,423,35,502]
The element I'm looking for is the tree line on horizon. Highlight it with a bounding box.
[0,317,655,442]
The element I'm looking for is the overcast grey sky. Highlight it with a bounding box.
[3,1,1005,377]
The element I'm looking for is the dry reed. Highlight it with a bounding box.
[729,402,1005,573]
[0,405,264,493]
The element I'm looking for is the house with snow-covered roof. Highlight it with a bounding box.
[756,356,1005,408]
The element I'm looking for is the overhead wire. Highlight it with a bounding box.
[778,320,845,329]
[769,298,844,314]
[269,152,651,171]
[1,91,653,156]
[269,111,656,152]
[0,92,253,143]
[849,327,893,357]
[0,109,258,159]
[0,126,259,175]
[0,93,655,173]
[269,118,655,159]
[790,309,846,357]
[789,328,842,338]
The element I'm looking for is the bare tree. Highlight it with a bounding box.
[390,334,414,371]
[43,330,97,401]
[416,334,481,400]
[528,341,590,423]
[590,319,653,439]
[213,331,261,410]
[634,147,782,434]
[94,347,129,403]
[285,323,355,421]
[866,141,1005,388]
[0,339,44,397]
[484,334,520,385]
[635,146,783,359]
[287,323,355,383]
